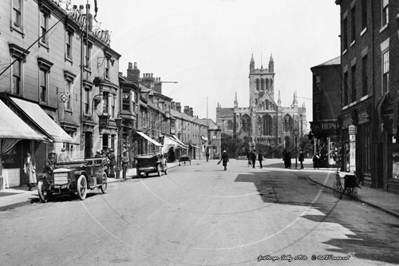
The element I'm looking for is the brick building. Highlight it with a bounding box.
[310,56,342,167]
[336,0,399,193]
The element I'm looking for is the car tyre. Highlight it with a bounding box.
[37,180,49,203]
[100,171,108,194]
[77,175,87,200]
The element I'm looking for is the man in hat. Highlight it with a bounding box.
[121,150,129,179]
[107,148,116,177]
[43,150,57,175]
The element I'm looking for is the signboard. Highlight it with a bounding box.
[348,125,357,135]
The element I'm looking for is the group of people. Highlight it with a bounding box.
[95,148,130,179]
[247,150,264,169]
[282,149,305,169]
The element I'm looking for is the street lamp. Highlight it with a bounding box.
[115,116,122,179]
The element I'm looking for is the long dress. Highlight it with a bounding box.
[24,156,36,185]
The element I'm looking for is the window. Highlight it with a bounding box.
[351,5,356,43]
[382,50,389,94]
[111,94,115,118]
[39,69,47,103]
[12,0,22,28]
[84,43,92,70]
[343,71,348,106]
[12,57,21,95]
[256,79,259,91]
[382,0,389,27]
[316,75,321,91]
[122,90,130,111]
[102,134,109,150]
[66,80,72,110]
[261,79,264,91]
[40,11,49,44]
[361,0,367,30]
[351,65,356,102]
[362,55,368,96]
[343,17,348,50]
[84,88,90,114]
[66,31,73,59]
[103,92,109,114]
[105,58,110,80]
[262,115,272,135]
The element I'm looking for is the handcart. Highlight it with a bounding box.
[333,170,361,200]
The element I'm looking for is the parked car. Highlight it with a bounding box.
[37,158,108,203]
[135,154,167,177]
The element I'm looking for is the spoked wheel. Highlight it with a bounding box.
[37,180,49,203]
[100,172,108,194]
[157,164,161,177]
[77,175,87,200]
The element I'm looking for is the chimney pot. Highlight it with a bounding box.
[128,62,132,69]
[134,62,137,69]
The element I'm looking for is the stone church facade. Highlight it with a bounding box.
[216,55,307,152]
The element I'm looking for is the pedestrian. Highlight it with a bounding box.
[299,150,304,169]
[218,150,229,171]
[121,151,129,179]
[43,150,57,175]
[251,150,257,168]
[206,149,210,162]
[313,151,320,169]
[247,151,251,167]
[282,149,287,168]
[95,150,102,158]
[286,151,292,169]
[57,147,70,163]
[258,150,264,168]
[108,148,116,177]
[24,151,36,191]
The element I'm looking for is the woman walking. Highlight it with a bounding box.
[218,150,229,171]
[24,151,36,191]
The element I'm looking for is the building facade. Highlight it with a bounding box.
[0,0,121,185]
[336,0,399,193]
[216,55,307,157]
[310,56,342,167]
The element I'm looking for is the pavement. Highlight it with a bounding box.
[0,161,180,211]
[1,159,399,220]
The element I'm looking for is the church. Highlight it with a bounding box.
[216,54,307,154]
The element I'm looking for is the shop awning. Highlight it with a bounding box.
[10,97,77,144]
[171,135,188,149]
[136,131,162,147]
[0,100,45,141]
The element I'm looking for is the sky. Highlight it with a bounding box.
[73,0,341,122]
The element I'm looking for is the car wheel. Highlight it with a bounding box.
[37,180,49,203]
[77,175,87,200]
[100,171,108,194]
[145,172,149,177]
[157,164,161,176]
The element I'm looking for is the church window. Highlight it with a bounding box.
[256,79,260,90]
[241,115,251,133]
[227,120,233,130]
[266,79,269,91]
[283,115,293,132]
[261,79,264,91]
[262,115,273,135]
[266,100,269,110]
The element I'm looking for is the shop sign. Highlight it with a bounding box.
[320,121,339,130]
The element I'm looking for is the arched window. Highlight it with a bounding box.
[262,114,273,136]
[270,79,273,92]
[241,115,251,133]
[261,79,264,91]
[266,100,269,110]
[283,114,293,132]
[262,102,265,110]
[256,79,260,91]
[227,120,233,130]
[266,79,269,91]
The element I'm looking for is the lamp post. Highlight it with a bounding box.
[115,116,122,179]
[293,127,299,169]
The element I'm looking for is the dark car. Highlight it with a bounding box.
[135,154,167,177]
[37,158,108,203]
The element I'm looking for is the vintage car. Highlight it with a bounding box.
[135,154,167,177]
[37,158,108,203]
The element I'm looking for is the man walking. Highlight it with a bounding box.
[258,150,263,169]
[299,150,304,169]
[218,150,229,171]
[251,150,257,168]
[121,151,129,179]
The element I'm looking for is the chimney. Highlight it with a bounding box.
[171,101,175,110]
[189,107,193,117]
[184,106,190,116]
[176,102,181,112]
[127,62,140,83]
[154,77,162,94]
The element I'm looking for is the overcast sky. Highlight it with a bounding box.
[74,0,340,122]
